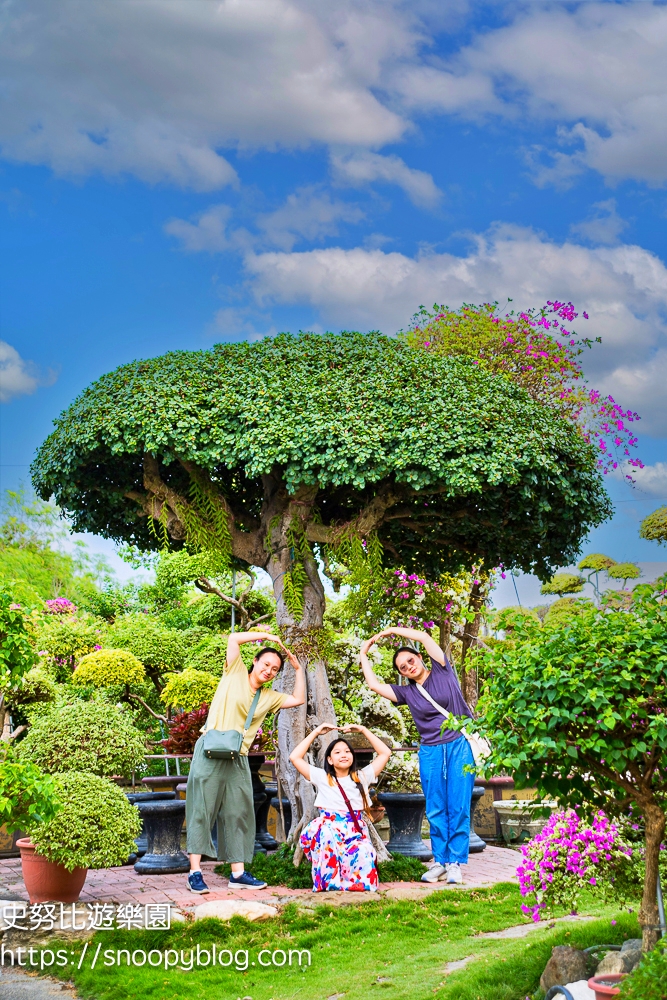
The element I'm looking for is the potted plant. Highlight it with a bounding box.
[18,771,141,903]
[376,751,431,861]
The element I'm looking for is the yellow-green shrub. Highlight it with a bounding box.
[160,668,219,712]
[74,648,145,687]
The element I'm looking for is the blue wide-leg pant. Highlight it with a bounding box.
[418,736,475,865]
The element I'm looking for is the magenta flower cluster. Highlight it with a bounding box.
[43,597,77,615]
[517,809,631,922]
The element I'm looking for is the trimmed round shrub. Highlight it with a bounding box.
[73,648,145,687]
[17,700,146,777]
[29,771,141,870]
[160,668,219,713]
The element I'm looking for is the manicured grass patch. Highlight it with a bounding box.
[214,843,427,887]
[41,884,640,1000]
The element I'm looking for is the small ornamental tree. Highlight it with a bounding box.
[607,562,642,592]
[578,553,616,602]
[540,572,585,597]
[31,330,612,825]
[640,506,667,546]
[0,592,38,741]
[476,594,667,950]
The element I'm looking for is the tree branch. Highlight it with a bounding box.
[127,693,169,725]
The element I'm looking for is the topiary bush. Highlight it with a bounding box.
[106,614,188,686]
[73,648,145,687]
[29,771,141,870]
[160,668,219,713]
[17,700,146,777]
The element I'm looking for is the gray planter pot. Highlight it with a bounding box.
[133,799,189,874]
[377,792,431,861]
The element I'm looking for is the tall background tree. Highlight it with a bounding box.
[31,330,611,829]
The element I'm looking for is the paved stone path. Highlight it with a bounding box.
[0,968,78,999]
[0,845,520,912]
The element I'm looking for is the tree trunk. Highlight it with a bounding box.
[639,801,666,952]
[459,580,486,711]
[268,502,336,837]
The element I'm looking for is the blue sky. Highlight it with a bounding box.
[2,0,667,596]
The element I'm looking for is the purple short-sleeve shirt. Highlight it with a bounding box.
[390,655,472,745]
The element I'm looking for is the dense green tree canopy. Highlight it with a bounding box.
[32,332,611,580]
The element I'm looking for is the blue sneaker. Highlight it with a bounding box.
[228,871,267,890]
[188,871,210,894]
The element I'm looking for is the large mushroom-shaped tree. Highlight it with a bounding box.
[31,331,611,827]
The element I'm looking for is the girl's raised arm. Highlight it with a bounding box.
[289,723,337,781]
[343,724,392,777]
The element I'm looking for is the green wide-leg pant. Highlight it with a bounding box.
[185,736,255,865]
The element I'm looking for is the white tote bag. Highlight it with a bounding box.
[416,683,491,767]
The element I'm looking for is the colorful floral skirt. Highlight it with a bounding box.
[300,811,378,892]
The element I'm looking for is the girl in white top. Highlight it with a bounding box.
[290,723,391,892]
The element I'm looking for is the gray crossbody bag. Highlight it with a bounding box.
[202,688,262,760]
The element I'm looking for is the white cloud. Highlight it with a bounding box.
[331,151,441,208]
[622,462,667,499]
[244,225,667,434]
[396,4,667,187]
[0,0,409,189]
[164,205,232,253]
[0,341,56,403]
[570,200,628,247]
[256,186,365,251]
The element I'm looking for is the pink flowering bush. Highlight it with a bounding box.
[518,809,633,921]
[406,300,642,479]
[43,597,77,615]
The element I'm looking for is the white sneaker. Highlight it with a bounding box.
[443,863,463,884]
[421,862,446,883]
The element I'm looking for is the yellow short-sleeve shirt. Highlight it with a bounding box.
[202,652,288,755]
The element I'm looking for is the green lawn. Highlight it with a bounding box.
[40,884,640,1000]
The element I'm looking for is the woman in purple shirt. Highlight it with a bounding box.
[359,625,475,884]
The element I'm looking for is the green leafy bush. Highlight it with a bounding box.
[35,614,104,676]
[6,667,57,709]
[184,634,227,675]
[73,648,145,687]
[619,940,667,999]
[160,668,219,712]
[0,756,60,833]
[17,700,146,777]
[215,844,426,888]
[29,771,141,870]
[106,614,188,685]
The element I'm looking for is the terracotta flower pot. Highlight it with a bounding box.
[587,974,627,999]
[17,838,88,904]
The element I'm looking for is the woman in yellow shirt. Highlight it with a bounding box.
[186,630,304,893]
